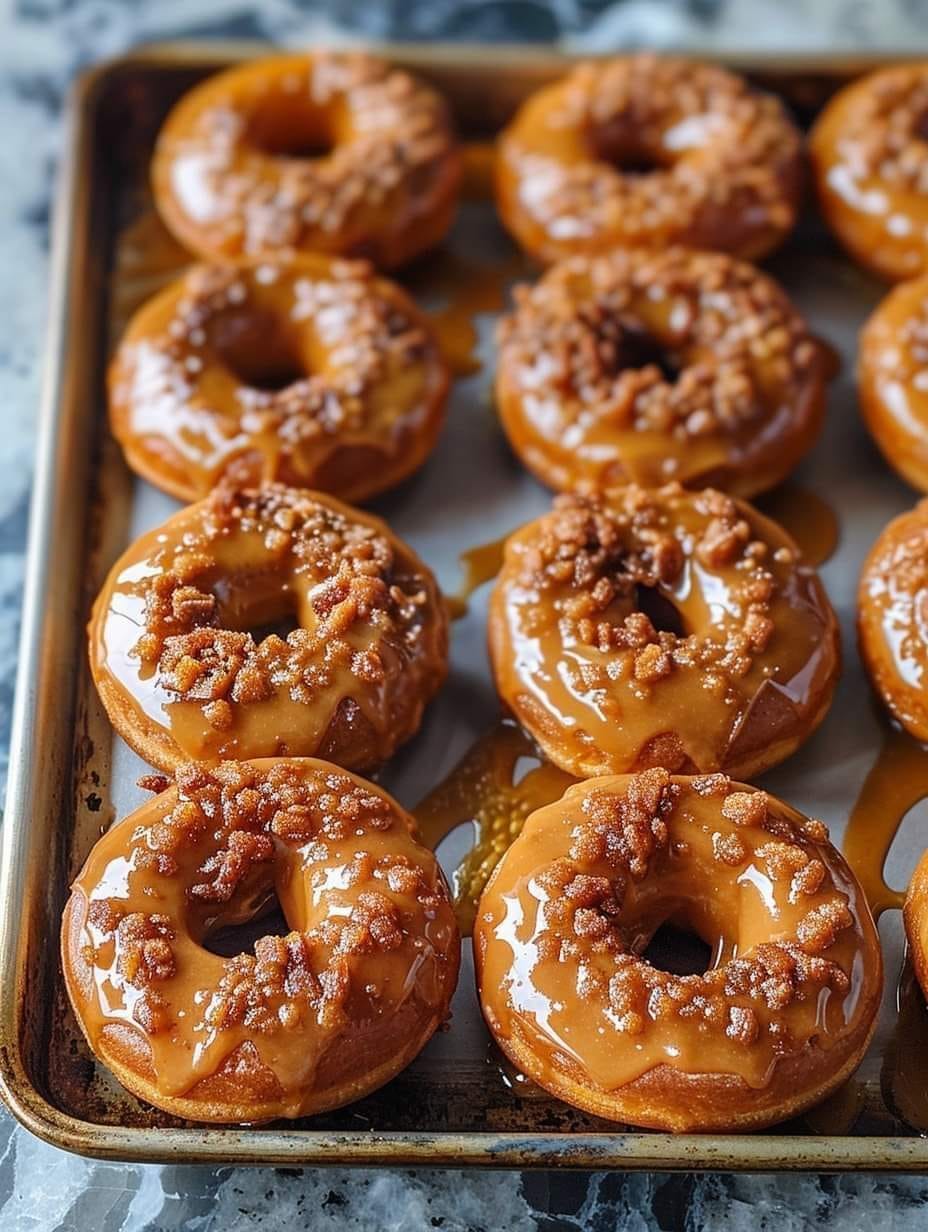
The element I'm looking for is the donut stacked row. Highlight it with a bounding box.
[64,50,916,1134]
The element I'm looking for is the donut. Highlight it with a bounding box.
[475,770,881,1132]
[495,54,802,265]
[859,274,928,492]
[61,758,460,1122]
[88,482,447,773]
[488,485,840,780]
[858,501,928,740]
[109,260,449,504]
[152,51,461,269]
[810,65,928,281]
[495,248,829,498]
[905,848,928,1003]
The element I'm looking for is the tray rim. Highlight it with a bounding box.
[4,39,928,1170]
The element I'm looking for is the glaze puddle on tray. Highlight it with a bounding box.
[414,718,575,935]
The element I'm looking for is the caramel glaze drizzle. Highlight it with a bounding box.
[446,535,509,621]
[413,719,575,936]
[843,725,928,919]
[756,483,840,568]
[408,249,528,378]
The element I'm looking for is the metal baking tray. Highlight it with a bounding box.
[4,40,928,1168]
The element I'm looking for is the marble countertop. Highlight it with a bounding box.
[6,1,928,1227]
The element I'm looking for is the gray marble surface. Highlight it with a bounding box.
[6,1,928,1227]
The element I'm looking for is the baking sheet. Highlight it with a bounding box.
[4,43,928,1167]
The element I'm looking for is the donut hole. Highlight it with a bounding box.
[634,583,686,637]
[200,888,289,958]
[245,102,334,162]
[593,130,674,178]
[216,584,302,647]
[213,313,311,393]
[641,920,715,977]
[617,325,681,384]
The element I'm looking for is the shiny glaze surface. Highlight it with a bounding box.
[495,54,802,265]
[858,500,928,741]
[408,249,526,379]
[414,719,574,934]
[489,485,841,780]
[475,772,882,1131]
[811,64,928,282]
[152,52,461,269]
[859,274,928,492]
[495,248,829,499]
[445,534,508,621]
[844,726,928,917]
[61,759,460,1121]
[88,484,448,772]
[905,845,928,1006]
[109,258,449,505]
[756,484,840,568]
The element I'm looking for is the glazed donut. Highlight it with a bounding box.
[475,770,882,1132]
[89,482,447,773]
[859,274,928,493]
[905,848,928,1003]
[109,259,449,504]
[858,500,928,741]
[810,65,928,282]
[495,54,802,265]
[61,758,460,1122]
[152,52,460,269]
[495,248,829,498]
[488,485,840,780]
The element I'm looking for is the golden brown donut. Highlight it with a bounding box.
[495,54,802,265]
[858,500,928,741]
[109,259,449,504]
[905,848,928,1003]
[89,482,447,773]
[495,248,829,498]
[488,485,841,780]
[859,274,928,493]
[475,770,882,1132]
[62,758,460,1123]
[152,51,460,269]
[810,65,928,282]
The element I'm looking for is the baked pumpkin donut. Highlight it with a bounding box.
[489,485,840,780]
[859,274,928,493]
[109,260,449,504]
[810,65,928,282]
[495,54,802,265]
[475,770,881,1132]
[152,51,460,269]
[858,501,928,740]
[62,758,460,1122]
[495,248,829,498]
[905,849,928,1003]
[89,483,447,773]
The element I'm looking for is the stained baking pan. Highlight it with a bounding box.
[3,40,928,1167]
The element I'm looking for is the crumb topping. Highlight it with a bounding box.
[506,55,799,239]
[498,248,819,441]
[129,483,434,710]
[834,67,928,192]
[510,485,784,695]
[528,773,851,1042]
[173,52,456,255]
